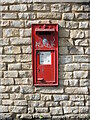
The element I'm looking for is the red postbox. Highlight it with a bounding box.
[32,24,58,86]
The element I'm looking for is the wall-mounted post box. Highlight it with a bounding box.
[32,24,58,86]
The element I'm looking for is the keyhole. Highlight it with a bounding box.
[38,69,40,73]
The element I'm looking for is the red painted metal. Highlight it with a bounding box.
[32,24,58,86]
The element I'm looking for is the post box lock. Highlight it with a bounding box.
[32,24,58,86]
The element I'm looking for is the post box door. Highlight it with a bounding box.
[36,51,55,84]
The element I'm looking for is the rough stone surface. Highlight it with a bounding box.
[0,1,89,120]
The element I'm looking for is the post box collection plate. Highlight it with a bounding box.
[32,24,58,86]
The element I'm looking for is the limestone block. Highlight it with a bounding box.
[69,46,84,54]
[53,95,68,101]
[64,63,80,71]
[10,93,24,100]
[63,13,74,20]
[10,4,27,11]
[28,101,45,107]
[1,78,14,85]
[46,102,59,107]
[66,21,78,28]
[0,94,9,99]
[35,107,48,113]
[59,55,73,64]
[73,71,88,78]
[70,30,84,38]
[0,106,9,112]
[2,100,13,105]
[2,13,17,19]
[73,55,88,62]
[20,86,33,93]
[75,13,90,20]
[22,62,32,70]
[70,95,84,101]
[59,29,69,38]
[50,107,63,115]
[14,100,27,106]
[25,94,40,100]
[10,20,24,27]
[32,4,50,11]
[4,71,18,78]
[0,6,8,11]
[8,63,21,70]
[1,20,9,27]
[79,22,89,28]
[41,94,52,101]
[9,106,27,113]
[15,78,29,85]
[0,63,6,70]
[20,29,31,37]
[18,13,36,19]
[2,55,15,62]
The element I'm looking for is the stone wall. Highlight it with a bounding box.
[0,0,90,119]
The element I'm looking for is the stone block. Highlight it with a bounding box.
[37,13,61,19]
[0,86,6,93]
[0,94,9,99]
[53,95,68,101]
[64,63,80,71]
[8,63,21,70]
[0,28,2,38]
[80,79,90,86]
[22,62,32,70]
[0,5,8,11]
[2,100,13,105]
[70,95,84,101]
[73,71,88,78]
[25,94,40,100]
[73,55,88,62]
[85,31,90,38]
[72,4,83,11]
[20,29,31,37]
[17,114,32,119]
[28,107,34,114]
[66,21,78,28]
[79,107,89,113]
[81,63,90,70]
[10,20,24,27]
[10,38,31,45]
[59,55,73,64]
[59,47,68,54]
[79,22,89,28]
[15,78,29,85]
[0,38,9,46]
[9,106,27,113]
[3,28,19,38]
[0,47,3,54]
[4,46,21,54]
[63,13,74,20]
[20,86,33,93]
[70,30,84,38]
[18,13,36,19]
[10,93,24,100]
[0,106,9,112]
[22,46,31,53]
[35,107,48,113]
[65,87,88,94]
[10,4,27,11]
[32,4,50,11]
[1,78,14,85]
[28,101,45,107]
[75,13,90,20]
[50,107,63,115]
[41,94,52,101]
[4,71,18,78]
[59,29,69,38]
[63,107,79,114]
[46,102,59,107]
[75,39,88,46]
[69,46,84,54]
[85,47,90,54]
[33,113,51,119]
[1,20,9,27]
[2,55,15,62]
[0,63,6,71]
[2,13,17,19]
[14,100,27,106]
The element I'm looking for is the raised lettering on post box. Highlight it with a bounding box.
[32,24,58,86]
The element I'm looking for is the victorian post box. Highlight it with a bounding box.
[32,24,58,86]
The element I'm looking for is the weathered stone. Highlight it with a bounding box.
[8,63,21,70]
[15,78,29,85]
[25,94,40,100]
[73,55,88,62]
[4,71,18,78]
[0,28,2,38]
[50,107,63,115]
[65,79,79,86]
[22,46,31,53]
[2,55,15,62]
[37,13,61,19]
[28,101,45,107]
[60,101,73,107]
[79,107,89,113]
[32,4,50,11]
[10,20,24,27]
[20,86,33,93]
[85,47,90,54]
[51,4,71,12]
[59,29,69,38]
[9,106,27,113]
[0,94,9,99]
[0,6,8,11]
[10,38,31,45]
[63,107,79,114]
[66,21,78,28]
[65,87,88,94]
[46,102,59,107]
[70,95,84,101]
[0,86,6,93]
[10,93,24,100]
[85,30,90,38]
[73,71,88,78]
[69,46,84,54]
[0,38,9,46]
[18,13,36,19]
[59,72,72,79]
[75,13,90,20]
[80,79,90,86]
[81,63,90,70]
[4,46,21,54]
[59,47,68,54]
[41,94,52,101]
[33,113,51,119]
[70,30,84,38]
[0,106,9,113]
[2,100,13,105]
[2,13,17,19]
[72,4,83,11]
[28,107,34,114]
[0,20,9,27]
[20,29,31,37]
[10,4,27,11]
[35,107,48,113]
[59,55,73,64]
[63,13,74,20]
[17,114,32,119]
[22,62,32,70]
[0,63,6,71]
[53,95,68,101]
[79,22,89,28]
[75,39,88,46]
[14,100,27,106]
[64,63,80,71]
[0,47,3,54]
[3,28,19,38]
[1,78,14,85]
[19,71,32,78]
